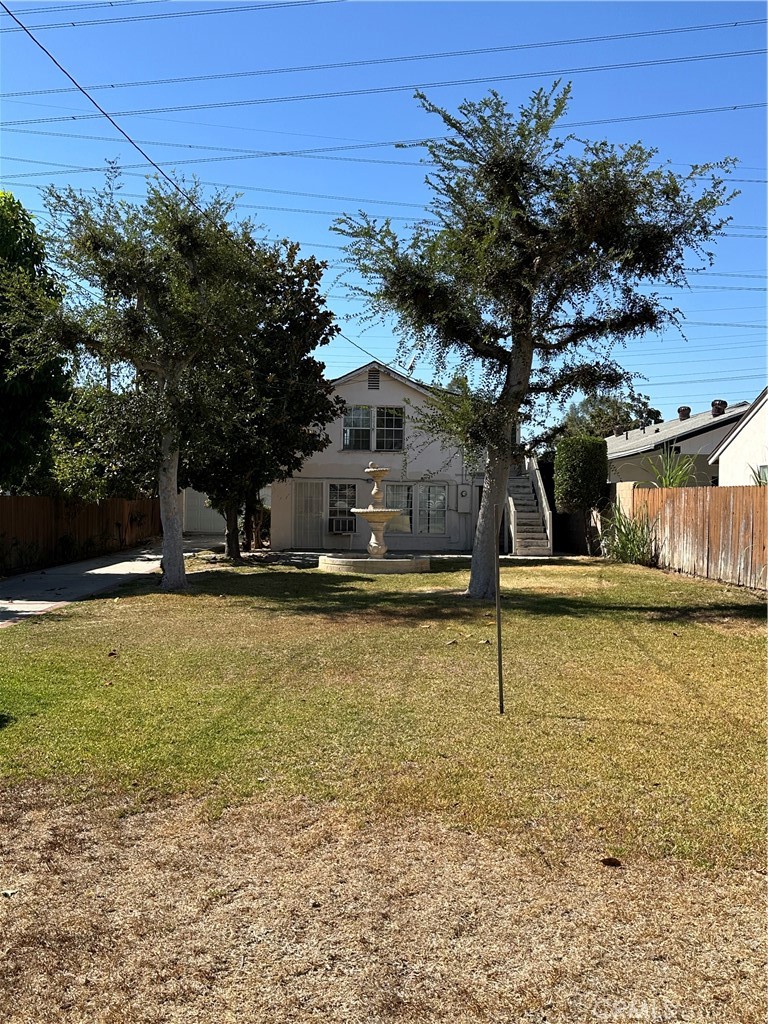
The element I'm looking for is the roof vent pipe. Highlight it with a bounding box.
[677,406,691,421]
[711,399,727,417]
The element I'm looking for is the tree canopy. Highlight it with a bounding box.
[0,191,70,491]
[48,384,160,502]
[559,391,663,440]
[336,84,734,598]
[181,242,343,561]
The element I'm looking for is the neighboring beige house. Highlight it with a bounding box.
[707,387,768,485]
[606,399,750,487]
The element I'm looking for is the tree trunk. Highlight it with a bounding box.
[224,505,242,562]
[466,443,512,600]
[158,431,186,591]
[242,500,254,552]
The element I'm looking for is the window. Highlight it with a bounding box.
[328,484,357,533]
[375,407,404,451]
[342,406,371,450]
[385,483,447,535]
[416,484,447,535]
[385,483,413,533]
[342,405,404,451]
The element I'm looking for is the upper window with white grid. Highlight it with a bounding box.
[375,407,404,451]
[342,405,404,451]
[342,406,372,450]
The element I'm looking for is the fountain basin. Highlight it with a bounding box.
[318,553,430,574]
[350,507,403,522]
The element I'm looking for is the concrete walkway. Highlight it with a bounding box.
[0,535,221,628]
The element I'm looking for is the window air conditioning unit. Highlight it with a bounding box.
[329,518,356,534]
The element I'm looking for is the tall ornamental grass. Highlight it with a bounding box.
[602,504,658,566]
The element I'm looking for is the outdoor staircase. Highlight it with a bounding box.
[507,470,552,556]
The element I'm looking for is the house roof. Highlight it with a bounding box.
[331,360,436,399]
[707,387,768,466]
[605,401,750,460]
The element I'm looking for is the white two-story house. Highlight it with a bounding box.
[270,362,479,553]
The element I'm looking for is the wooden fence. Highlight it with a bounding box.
[629,485,767,590]
[0,496,161,575]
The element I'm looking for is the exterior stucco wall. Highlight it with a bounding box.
[269,480,293,550]
[716,404,768,486]
[298,374,467,482]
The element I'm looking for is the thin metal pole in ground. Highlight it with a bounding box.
[494,503,504,715]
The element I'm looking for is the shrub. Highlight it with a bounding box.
[602,504,658,566]
[554,436,608,513]
[554,436,608,553]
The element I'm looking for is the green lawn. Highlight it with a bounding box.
[0,557,764,866]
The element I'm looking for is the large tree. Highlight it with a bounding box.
[45,176,337,589]
[336,84,734,598]
[181,243,343,561]
[0,191,70,491]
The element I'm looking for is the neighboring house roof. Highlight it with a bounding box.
[331,360,436,399]
[605,401,750,460]
[707,387,768,466]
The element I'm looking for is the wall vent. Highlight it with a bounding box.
[367,366,381,390]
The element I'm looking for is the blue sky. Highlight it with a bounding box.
[1,0,765,425]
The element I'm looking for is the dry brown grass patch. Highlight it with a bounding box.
[1,785,765,1024]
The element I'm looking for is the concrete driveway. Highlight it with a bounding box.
[0,535,221,628]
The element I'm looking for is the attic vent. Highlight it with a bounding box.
[367,366,380,390]
[711,399,727,417]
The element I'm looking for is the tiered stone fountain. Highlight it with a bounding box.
[318,462,430,574]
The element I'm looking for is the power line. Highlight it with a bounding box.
[3,102,765,169]
[0,1,161,16]
[10,169,761,238]
[641,373,765,385]
[3,49,762,125]
[0,4,228,226]
[3,17,763,95]
[4,113,766,185]
[6,102,764,170]
[0,0,343,33]
[6,161,429,209]
[5,7,763,375]
[681,321,764,328]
